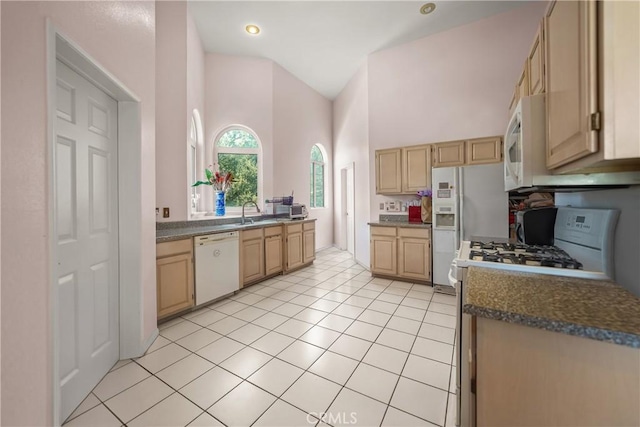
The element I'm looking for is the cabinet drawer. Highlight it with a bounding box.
[157,239,192,258]
[371,226,397,237]
[264,226,283,237]
[286,223,303,234]
[398,227,430,239]
[242,228,264,241]
[303,221,315,231]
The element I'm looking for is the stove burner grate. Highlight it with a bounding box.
[468,241,583,270]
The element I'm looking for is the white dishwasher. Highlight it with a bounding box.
[194,232,240,305]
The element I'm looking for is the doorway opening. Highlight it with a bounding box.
[48,26,147,424]
[341,163,355,256]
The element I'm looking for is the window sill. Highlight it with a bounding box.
[189,212,262,221]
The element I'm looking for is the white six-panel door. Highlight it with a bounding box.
[55,60,119,420]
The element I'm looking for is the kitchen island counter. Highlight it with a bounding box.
[463,266,640,348]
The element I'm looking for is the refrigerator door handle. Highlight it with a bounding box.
[458,167,464,245]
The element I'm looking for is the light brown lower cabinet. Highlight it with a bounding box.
[264,229,283,276]
[370,226,431,282]
[242,238,264,286]
[284,221,315,272]
[397,232,431,281]
[303,222,316,264]
[475,317,640,426]
[156,239,194,319]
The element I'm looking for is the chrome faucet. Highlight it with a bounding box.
[241,201,261,225]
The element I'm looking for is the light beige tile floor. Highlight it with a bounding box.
[63,247,457,427]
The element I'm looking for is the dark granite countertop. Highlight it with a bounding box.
[156,218,316,243]
[368,221,432,229]
[463,267,640,348]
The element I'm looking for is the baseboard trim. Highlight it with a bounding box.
[140,327,159,356]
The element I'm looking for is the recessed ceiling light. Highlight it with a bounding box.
[420,3,436,15]
[245,24,261,35]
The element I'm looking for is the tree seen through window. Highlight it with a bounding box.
[310,145,325,208]
[216,129,260,207]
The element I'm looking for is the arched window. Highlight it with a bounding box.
[189,110,203,214]
[214,127,262,210]
[310,144,325,208]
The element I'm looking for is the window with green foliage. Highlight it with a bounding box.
[310,145,325,208]
[215,128,261,209]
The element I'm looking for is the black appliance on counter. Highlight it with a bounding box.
[515,207,557,245]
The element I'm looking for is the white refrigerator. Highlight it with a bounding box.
[431,163,508,289]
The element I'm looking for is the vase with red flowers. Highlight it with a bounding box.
[192,164,234,216]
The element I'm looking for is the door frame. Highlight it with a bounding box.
[340,162,356,255]
[47,23,148,425]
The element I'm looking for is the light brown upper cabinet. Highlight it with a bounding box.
[156,239,194,319]
[545,0,599,169]
[598,0,640,164]
[375,148,402,194]
[432,140,466,168]
[517,60,530,101]
[466,136,503,165]
[508,85,519,118]
[528,23,545,96]
[375,145,432,195]
[402,144,432,193]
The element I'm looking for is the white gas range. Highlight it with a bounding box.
[450,207,620,426]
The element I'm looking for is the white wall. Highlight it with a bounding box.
[273,64,334,249]
[186,10,206,212]
[366,2,547,218]
[1,2,157,425]
[204,54,334,248]
[333,65,370,266]
[204,53,274,209]
[555,188,640,297]
[155,2,188,222]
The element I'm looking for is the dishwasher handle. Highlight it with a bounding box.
[195,232,239,245]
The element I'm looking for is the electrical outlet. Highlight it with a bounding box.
[163,207,170,218]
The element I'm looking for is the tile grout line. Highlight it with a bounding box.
[76,254,455,427]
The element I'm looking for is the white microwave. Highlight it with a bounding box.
[504,94,547,191]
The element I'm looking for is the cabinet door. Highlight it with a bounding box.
[402,145,432,193]
[600,0,640,160]
[432,141,465,168]
[545,0,598,169]
[286,232,304,271]
[466,136,503,165]
[370,236,397,276]
[508,85,519,118]
[242,238,264,285]
[157,253,194,319]
[303,230,316,264]
[528,23,545,95]
[265,235,283,276]
[398,237,431,281]
[517,60,529,100]
[375,149,402,194]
